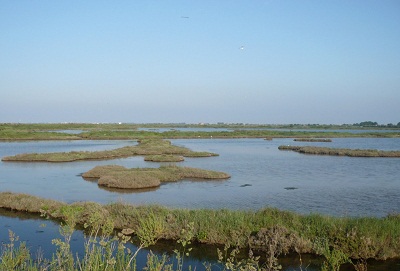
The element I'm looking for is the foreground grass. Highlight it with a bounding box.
[1,139,218,162]
[278,145,400,157]
[0,192,399,266]
[82,165,230,189]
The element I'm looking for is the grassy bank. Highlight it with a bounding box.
[278,145,400,157]
[1,139,218,162]
[0,192,399,265]
[82,165,230,189]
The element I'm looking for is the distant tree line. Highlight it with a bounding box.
[353,121,400,128]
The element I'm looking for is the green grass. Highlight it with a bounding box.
[0,192,399,262]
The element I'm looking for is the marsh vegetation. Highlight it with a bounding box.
[293,138,332,142]
[1,139,218,162]
[278,145,400,157]
[1,123,399,141]
[82,165,230,189]
[1,123,400,270]
[144,154,185,162]
[0,192,399,270]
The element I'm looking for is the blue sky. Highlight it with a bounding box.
[1,1,399,124]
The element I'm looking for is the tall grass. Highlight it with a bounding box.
[0,206,286,271]
[1,192,399,266]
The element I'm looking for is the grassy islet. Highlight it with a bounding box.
[1,139,218,162]
[82,165,230,189]
[278,145,400,157]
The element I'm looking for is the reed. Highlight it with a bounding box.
[0,192,399,262]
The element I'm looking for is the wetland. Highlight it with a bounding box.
[1,123,400,270]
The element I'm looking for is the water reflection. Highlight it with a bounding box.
[0,209,221,270]
[0,209,323,270]
[0,209,81,260]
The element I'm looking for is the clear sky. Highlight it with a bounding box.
[1,1,399,124]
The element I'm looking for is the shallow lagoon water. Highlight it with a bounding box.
[1,138,400,216]
[1,138,400,269]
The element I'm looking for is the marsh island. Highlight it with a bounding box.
[82,165,230,189]
[1,139,218,162]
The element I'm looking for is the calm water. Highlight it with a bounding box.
[1,138,400,270]
[1,138,399,217]
[0,210,208,270]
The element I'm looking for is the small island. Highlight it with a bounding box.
[82,165,230,189]
[278,145,400,157]
[293,138,332,142]
[1,139,218,162]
